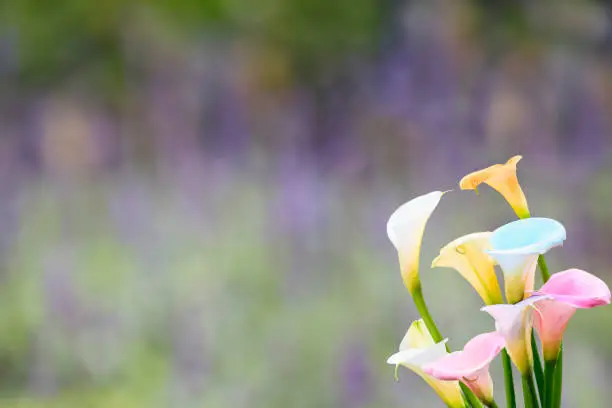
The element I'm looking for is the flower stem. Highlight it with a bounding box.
[412,284,444,344]
[522,371,540,408]
[485,401,500,408]
[531,333,546,407]
[537,253,563,408]
[544,358,557,408]
[412,284,484,408]
[537,255,550,282]
[501,350,516,408]
[460,382,483,408]
[552,347,563,408]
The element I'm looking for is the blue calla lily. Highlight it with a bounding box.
[487,218,566,304]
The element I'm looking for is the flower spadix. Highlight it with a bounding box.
[387,319,465,408]
[432,232,503,305]
[424,331,505,405]
[481,295,550,375]
[387,191,445,294]
[460,155,530,219]
[488,217,566,304]
[532,269,611,360]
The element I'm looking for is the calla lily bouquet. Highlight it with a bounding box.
[384,156,611,408]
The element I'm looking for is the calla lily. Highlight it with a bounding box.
[387,319,466,408]
[532,269,611,360]
[387,191,445,294]
[481,295,550,375]
[424,331,505,405]
[488,217,566,304]
[432,232,503,305]
[459,155,530,219]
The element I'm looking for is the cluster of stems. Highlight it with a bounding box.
[412,254,562,408]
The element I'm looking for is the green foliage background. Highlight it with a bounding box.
[1,0,612,407]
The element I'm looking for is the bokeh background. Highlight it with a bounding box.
[1,0,612,406]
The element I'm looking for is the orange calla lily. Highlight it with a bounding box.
[460,155,530,219]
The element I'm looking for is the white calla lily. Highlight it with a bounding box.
[387,191,446,293]
[387,320,465,408]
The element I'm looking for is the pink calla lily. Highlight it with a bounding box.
[424,332,505,405]
[532,269,611,360]
[481,295,550,375]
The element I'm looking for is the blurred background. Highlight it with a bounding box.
[1,0,612,406]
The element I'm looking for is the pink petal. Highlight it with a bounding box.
[423,332,504,380]
[533,299,576,359]
[534,269,611,308]
[463,367,494,402]
[480,295,549,374]
[463,331,506,366]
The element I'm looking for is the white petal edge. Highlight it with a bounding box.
[480,295,552,334]
[386,191,445,250]
[387,339,449,367]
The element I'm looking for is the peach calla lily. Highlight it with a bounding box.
[460,155,530,219]
[387,191,446,294]
[488,217,566,304]
[532,269,611,360]
[387,319,466,408]
[432,232,503,305]
[481,295,550,375]
[424,331,505,405]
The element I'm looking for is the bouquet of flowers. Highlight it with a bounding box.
[385,156,611,408]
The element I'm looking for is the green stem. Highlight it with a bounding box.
[485,401,500,408]
[552,347,563,408]
[531,333,546,407]
[460,382,483,408]
[412,284,444,344]
[412,285,484,408]
[537,254,562,407]
[522,372,540,408]
[501,350,516,408]
[544,358,557,408]
[537,255,550,282]
[413,285,482,407]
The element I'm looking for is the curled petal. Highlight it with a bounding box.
[532,269,611,360]
[399,318,435,350]
[432,232,503,305]
[488,218,566,304]
[462,331,506,369]
[532,299,575,361]
[459,155,530,218]
[387,340,449,370]
[424,332,505,404]
[534,268,611,308]
[481,295,550,374]
[489,218,566,255]
[387,191,445,293]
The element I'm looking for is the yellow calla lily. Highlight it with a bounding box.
[387,191,445,294]
[432,232,503,305]
[387,320,466,408]
[459,155,530,219]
